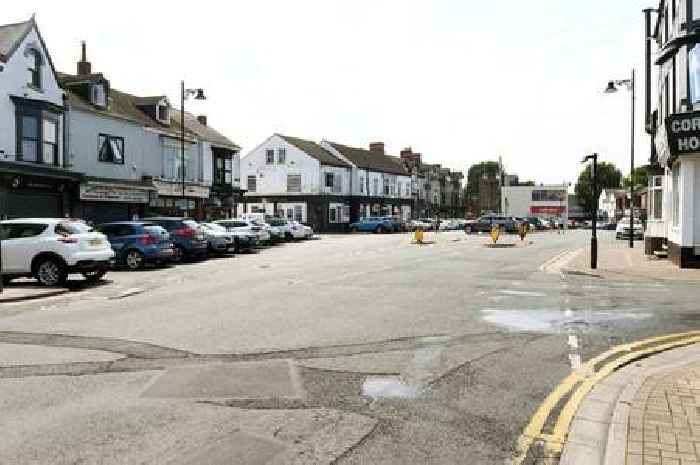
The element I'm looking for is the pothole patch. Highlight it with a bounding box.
[141,360,302,400]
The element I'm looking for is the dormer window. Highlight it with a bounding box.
[157,104,170,123]
[92,84,106,107]
[27,48,41,89]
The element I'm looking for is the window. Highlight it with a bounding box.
[42,119,58,164]
[383,183,390,196]
[214,156,232,185]
[92,84,106,107]
[325,172,334,188]
[98,134,124,164]
[0,223,47,240]
[287,174,301,192]
[27,49,41,88]
[278,148,286,164]
[360,176,365,194]
[650,176,664,220]
[672,163,680,227]
[333,174,342,193]
[294,205,303,222]
[158,105,169,122]
[19,115,39,162]
[689,44,700,106]
[373,178,379,196]
[672,0,676,19]
[286,208,294,220]
[162,141,193,180]
[664,7,668,43]
[329,206,338,223]
[247,175,257,192]
[266,149,274,164]
[405,182,410,197]
[532,190,566,202]
[664,75,670,120]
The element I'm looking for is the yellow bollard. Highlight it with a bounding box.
[490,225,500,244]
[414,228,424,244]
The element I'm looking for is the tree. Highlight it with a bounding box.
[574,162,622,216]
[466,161,501,213]
[622,165,649,190]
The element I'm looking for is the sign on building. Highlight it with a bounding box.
[666,111,700,156]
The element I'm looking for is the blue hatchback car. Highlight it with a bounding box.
[349,216,394,233]
[97,222,175,270]
[141,217,208,262]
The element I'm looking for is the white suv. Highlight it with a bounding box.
[0,219,115,286]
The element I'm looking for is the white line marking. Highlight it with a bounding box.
[568,335,579,350]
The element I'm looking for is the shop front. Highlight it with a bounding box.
[0,161,82,219]
[147,179,210,219]
[78,178,154,224]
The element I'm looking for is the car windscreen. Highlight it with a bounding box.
[182,220,200,229]
[268,219,286,226]
[56,222,93,235]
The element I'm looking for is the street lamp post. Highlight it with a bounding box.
[180,82,206,218]
[582,153,599,269]
[604,69,635,249]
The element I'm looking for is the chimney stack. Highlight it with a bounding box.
[369,142,385,155]
[77,41,91,75]
[197,115,207,126]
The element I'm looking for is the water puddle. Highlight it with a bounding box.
[362,376,420,399]
[481,309,651,333]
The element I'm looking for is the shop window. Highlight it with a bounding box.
[672,164,680,227]
[286,208,294,220]
[247,175,257,193]
[329,206,338,223]
[294,205,303,222]
[287,174,301,192]
[98,134,124,164]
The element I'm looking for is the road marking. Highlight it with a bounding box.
[510,330,700,464]
[567,334,578,350]
[539,248,584,273]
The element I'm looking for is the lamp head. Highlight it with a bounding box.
[604,81,618,94]
[194,88,206,100]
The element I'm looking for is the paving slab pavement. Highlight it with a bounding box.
[560,343,700,465]
[562,238,700,282]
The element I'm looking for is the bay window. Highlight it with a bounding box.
[42,119,58,164]
[163,140,194,181]
[688,44,700,106]
[16,109,61,166]
[19,115,39,162]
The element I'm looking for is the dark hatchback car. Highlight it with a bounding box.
[97,222,175,270]
[141,217,208,262]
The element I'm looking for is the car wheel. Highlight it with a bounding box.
[124,250,145,270]
[465,226,473,234]
[172,245,186,263]
[2,275,14,286]
[34,257,67,287]
[375,226,384,234]
[349,227,358,233]
[82,269,106,283]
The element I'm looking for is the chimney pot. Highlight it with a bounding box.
[77,40,92,75]
[369,142,385,154]
[197,115,207,126]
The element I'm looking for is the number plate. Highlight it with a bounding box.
[89,239,102,246]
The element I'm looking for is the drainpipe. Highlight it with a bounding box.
[644,8,660,167]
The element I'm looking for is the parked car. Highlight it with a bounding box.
[616,218,644,240]
[349,216,395,233]
[0,218,114,286]
[210,221,258,252]
[266,217,305,240]
[198,223,235,255]
[254,220,284,243]
[464,215,516,234]
[524,217,545,230]
[290,221,314,239]
[97,222,174,270]
[387,216,406,232]
[141,217,208,262]
[407,219,433,231]
[419,218,436,230]
[213,219,270,245]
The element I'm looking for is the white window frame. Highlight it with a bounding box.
[247,175,257,193]
[278,148,286,164]
[265,149,274,165]
[287,174,301,193]
[672,163,680,227]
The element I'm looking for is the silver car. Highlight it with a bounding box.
[199,223,235,254]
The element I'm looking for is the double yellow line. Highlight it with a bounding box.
[511,330,700,464]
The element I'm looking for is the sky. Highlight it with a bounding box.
[5,0,653,185]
